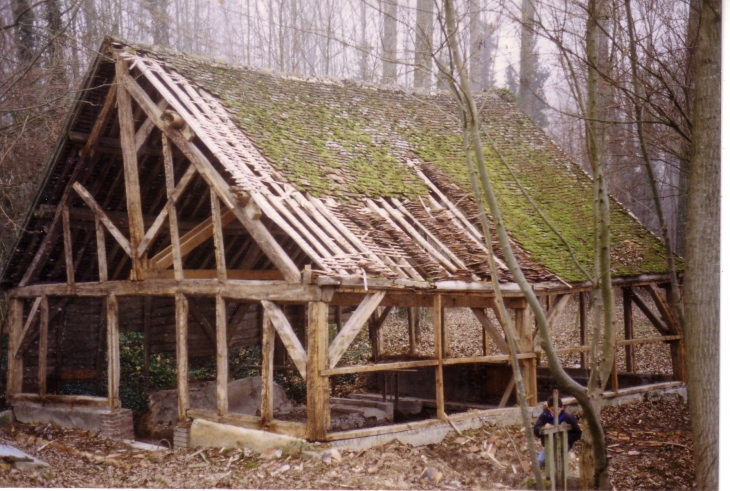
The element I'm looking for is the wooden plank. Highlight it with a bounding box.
[120,71,301,283]
[211,194,228,282]
[137,163,197,258]
[13,297,42,359]
[307,301,329,441]
[107,294,120,410]
[38,296,49,396]
[72,182,132,257]
[145,269,284,281]
[62,206,75,285]
[216,295,228,416]
[321,359,439,376]
[433,294,445,420]
[188,301,217,346]
[7,299,24,398]
[149,208,235,271]
[95,216,108,282]
[615,335,682,347]
[471,308,509,354]
[260,301,307,380]
[326,418,439,441]
[628,288,669,335]
[116,60,145,280]
[176,293,189,422]
[162,135,184,281]
[327,291,385,369]
[261,310,275,424]
[10,280,326,302]
[441,353,535,365]
[19,84,118,287]
[622,288,634,372]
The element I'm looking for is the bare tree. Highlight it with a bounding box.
[382,0,398,83]
[414,0,434,88]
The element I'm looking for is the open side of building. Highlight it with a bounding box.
[1,37,684,446]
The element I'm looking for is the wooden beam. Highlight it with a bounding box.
[216,295,228,416]
[72,182,132,257]
[261,309,275,424]
[7,299,24,399]
[107,294,121,410]
[471,308,509,354]
[62,206,75,285]
[136,163,197,258]
[95,216,108,282]
[327,291,386,369]
[149,208,235,271]
[408,307,417,356]
[134,99,168,153]
[211,194,227,282]
[622,288,634,372]
[38,296,49,396]
[10,280,326,302]
[20,84,118,287]
[121,71,301,282]
[307,301,329,440]
[145,270,286,281]
[116,60,146,280]
[13,297,42,360]
[260,301,308,380]
[433,294,445,420]
[176,293,190,422]
[162,135,184,281]
[643,284,681,334]
[628,288,669,336]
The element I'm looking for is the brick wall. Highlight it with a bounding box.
[99,409,134,440]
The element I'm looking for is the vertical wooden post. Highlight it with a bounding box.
[176,293,190,422]
[210,193,227,282]
[116,59,146,281]
[514,307,537,405]
[95,216,108,282]
[143,297,151,389]
[107,294,120,410]
[408,307,417,356]
[622,288,634,372]
[578,292,587,369]
[162,135,184,281]
[38,295,49,397]
[306,301,329,440]
[216,295,228,416]
[7,299,24,399]
[62,205,74,285]
[261,309,275,424]
[433,294,446,420]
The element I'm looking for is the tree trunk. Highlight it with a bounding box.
[414,0,433,88]
[382,0,398,84]
[684,0,721,488]
[12,0,36,63]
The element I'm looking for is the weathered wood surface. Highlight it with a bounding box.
[72,182,132,257]
[433,294,445,420]
[215,295,229,416]
[260,301,307,380]
[328,291,385,369]
[95,216,108,282]
[61,206,75,285]
[260,310,275,424]
[107,294,121,410]
[162,135,184,280]
[176,293,190,422]
[307,301,329,441]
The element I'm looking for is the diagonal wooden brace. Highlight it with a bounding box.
[260,300,308,380]
[328,291,386,369]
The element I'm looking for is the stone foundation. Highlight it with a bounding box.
[100,409,134,440]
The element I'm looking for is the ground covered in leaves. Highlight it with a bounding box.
[0,395,693,489]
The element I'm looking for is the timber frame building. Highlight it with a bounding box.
[1,38,684,445]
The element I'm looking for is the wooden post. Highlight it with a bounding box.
[433,294,446,420]
[216,295,228,416]
[408,307,417,356]
[116,59,146,281]
[107,294,120,410]
[578,292,587,369]
[210,193,227,282]
[622,288,634,372]
[162,135,184,281]
[143,297,151,389]
[95,216,108,282]
[307,301,329,440]
[514,307,537,405]
[38,295,49,397]
[261,309,275,424]
[176,293,190,422]
[62,205,74,285]
[7,299,24,399]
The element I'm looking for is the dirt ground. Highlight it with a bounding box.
[0,394,694,489]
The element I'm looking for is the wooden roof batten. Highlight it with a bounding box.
[1,38,679,297]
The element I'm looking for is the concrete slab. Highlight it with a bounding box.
[189,419,309,457]
[0,440,48,470]
[14,404,105,431]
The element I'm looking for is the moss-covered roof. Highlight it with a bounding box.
[129,43,676,283]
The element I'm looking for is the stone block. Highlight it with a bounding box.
[190,419,307,456]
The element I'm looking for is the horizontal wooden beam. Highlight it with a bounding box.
[10,393,109,409]
[9,280,326,302]
[145,269,285,280]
